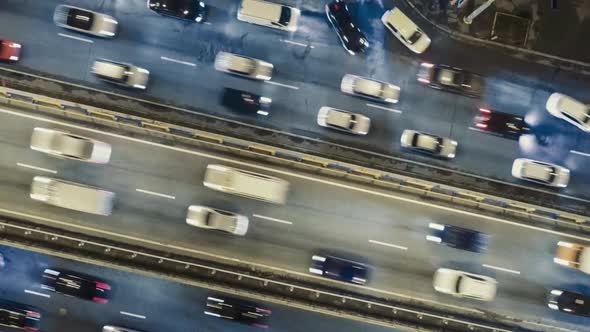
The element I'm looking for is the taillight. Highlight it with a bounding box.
[479,108,491,113]
[95,282,111,290]
[25,311,41,318]
[92,297,108,304]
[475,123,487,129]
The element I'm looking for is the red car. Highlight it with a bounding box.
[0,39,22,62]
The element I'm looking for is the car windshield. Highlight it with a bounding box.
[66,8,94,30]
[407,30,422,44]
[279,6,291,26]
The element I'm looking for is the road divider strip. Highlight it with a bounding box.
[135,188,176,200]
[17,163,57,174]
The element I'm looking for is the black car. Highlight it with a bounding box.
[472,108,530,140]
[0,299,41,331]
[41,268,112,303]
[148,0,206,22]
[325,0,369,55]
[309,254,369,285]
[548,289,590,317]
[426,222,489,253]
[417,62,485,97]
[205,296,271,329]
[221,88,271,116]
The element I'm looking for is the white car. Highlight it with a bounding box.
[340,74,400,103]
[317,107,371,135]
[92,59,150,90]
[554,241,590,274]
[511,158,570,188]
[400,130,457,159]
[381,7,430,54]
[30,127,112,163]
[186,205,249,236]
[546,93,590,132]
[433,268,497,301]
[53,5,118,38]
[214,52,273,81]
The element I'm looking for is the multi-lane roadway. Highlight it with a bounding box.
[0,0,589,204]
[0,104,588,330]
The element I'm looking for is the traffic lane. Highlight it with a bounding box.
[0,245,404,332]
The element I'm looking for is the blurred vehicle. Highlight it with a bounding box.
[53,5,117,37]
[554,241,590,274]
[103,326,143,332]
[214,52,273,80]
[0,39,22,62]
[381,7,430,54]
[205,296,271,328]
[340,74,399,103]
[433,268,497,301]
[147,0,206,22]
[546,93,590,132]
[309,255,368,285]
[30,127,111,163]
[30,176,115,216]
[547,289,590,317]
[325,0,369,55]
[41,268,111,303]
[426,223,489,253]
[472,108,530,140]
[417,63,484,97]
[237,0,300,32]
[511,158,570,188]
[317,107,370,135]
[186,205,249,235]
[400,130,457,159]
[221,88,271,116]
[92,59,149,90]
[0,300,41,331]
[204,164,289,204]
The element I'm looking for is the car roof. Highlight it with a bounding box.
[94,61,126,79]
[327,109,353,128]
[354,79,382,95]
[522,162,552,181]
[415,134,438,150]
[386,8,417,39]
[558,95,589,121]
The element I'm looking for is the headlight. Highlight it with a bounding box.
[9,56,19,61]
[200,2,205,7]
[133,84,146,89]
[384,98,398,103]
[100,30,115,36]
[547,303,559,310]
[10,43,21,48]
[550,289,563,296]
[195,16,203,22]
[255,75,270,80]
[447,153,455,159]
[137,68,150,74]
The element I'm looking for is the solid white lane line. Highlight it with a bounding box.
[17,163,57,174]
[368,240,408,251]
[135,188,176,200]
[25,289,50,298]
[571,150,590,157]
[366,104,402,114]
[280,39,314,48]
[58,33,93,43]
[482,264,521,275]
[160,56,196,67]
[265,81,299,90]
[120,311,146,319]
[252,214,293,225]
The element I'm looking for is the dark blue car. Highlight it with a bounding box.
[426,223,489,253]
[309,254,368,285]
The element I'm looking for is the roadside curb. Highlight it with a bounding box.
[403,0,590,75]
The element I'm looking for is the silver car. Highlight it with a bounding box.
[546,93,590,132]
[433,268,497,302]
[340,74,400,103]
[30,127,112,163]
[186,205,249,236]
[214,52,273,81]
[317,107,371,135]
[511,158,570,188]
[400,130,457,159]
[92,59,150,90]
[53,5,118,38]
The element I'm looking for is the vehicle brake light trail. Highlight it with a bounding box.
[24,290,50,298]
[120,311,146,319]
[482,264,521,275]
[16,163,57,174]
[135,188,176,200]
[368,239,408,251]
[366,104,403,114]
[252,214,293,225]
[57,33,93,43]
[160,56,196,67]
[264,81,299,90]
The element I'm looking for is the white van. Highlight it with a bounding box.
[381,7,431,54]
[30,176,115,216]
[237,0,300,32]
[204,164,289,204]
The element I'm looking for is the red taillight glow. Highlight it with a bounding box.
[95,282,111,290]
[25,311,41,318]
[92,297,108,304]
[257,308,272,314]
[24,327,38,331]
[479,108,491,113]
[251,323,269,329]
[417,78,430,84]
[475,123,487,129]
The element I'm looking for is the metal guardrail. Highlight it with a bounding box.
[0,216,527,332]
[1,86,588,235]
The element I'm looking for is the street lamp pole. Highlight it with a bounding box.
[463,0,495,25]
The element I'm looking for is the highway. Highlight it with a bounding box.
[0,0,589,204]
[0,106,587,330]
[0,244,403,332]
